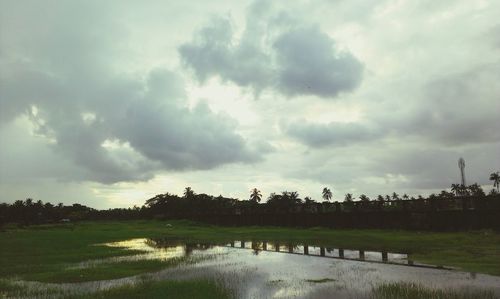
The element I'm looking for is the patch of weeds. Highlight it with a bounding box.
[371,282,497,299]
[305,278,336,283]
[267,279,284,285]
[74,279,232,299]
[0,279,60,298]
[24,257,190,283]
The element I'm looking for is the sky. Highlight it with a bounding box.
[1,0,499,208]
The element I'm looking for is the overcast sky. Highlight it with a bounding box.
[1,0,499,208]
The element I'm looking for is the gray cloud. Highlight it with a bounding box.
[285,121,382,147]
[375,65,500,146]
[273,26,363,97]
[179,2,363,99]
[287,64,500,149]
[0,1,260,184]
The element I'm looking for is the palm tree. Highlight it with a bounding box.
[468,183,485,197]
[289,191,300,201]
[402,194,409,200]
[359,194,370,201]
[451,183,461,196]
[344,193,353,202]
[250,188,262,203]
[490,172,500,192]
[322,187,332,201]
[377,195,384,202]
[458,184,469,196]
[391,192,400,200]
[183,187,195,199]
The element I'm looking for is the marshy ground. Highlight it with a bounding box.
[1,220,499,298]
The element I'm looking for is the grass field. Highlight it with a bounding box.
[1,220,499,298]
[372,282,497,299]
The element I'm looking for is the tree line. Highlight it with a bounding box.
[1,172,499,226]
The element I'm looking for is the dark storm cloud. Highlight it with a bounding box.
[0,1,260,184]
[179,3,363,99]
[285,121,382,147]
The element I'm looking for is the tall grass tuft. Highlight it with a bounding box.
[372,282,497,299]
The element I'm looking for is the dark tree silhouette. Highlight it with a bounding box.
[344,193,353,202]
[451,183,461,196]
[183,187,195,199]
[322,187,332,201]
[250,188,262,203]
[490,172,500,192]
[458,184,469,196]
[359,194,370,201]
[468,183,485,197]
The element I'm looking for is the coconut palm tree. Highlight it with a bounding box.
[344,193,353,202]
[468,183,485,197]
[183,187,195,199]
[359,194,370,201]
[458,184,469,196]
[250,188,262,203]
[322,187,332,201]
[490,172,500,192]
[451,183,461,196]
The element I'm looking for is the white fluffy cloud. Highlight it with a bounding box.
[180,1,363,99]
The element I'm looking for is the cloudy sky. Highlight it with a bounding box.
[1,0,499,208]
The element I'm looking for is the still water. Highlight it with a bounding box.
[12,238,500,298]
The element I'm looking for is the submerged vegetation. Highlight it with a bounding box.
[0,279,231,299]
[372,282,497,299]
[74,280,232,299]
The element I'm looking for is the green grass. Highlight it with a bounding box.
[0,279,60,298]
[1,220,500,283]
[74,280,231,299]
[372,282,497,299]
[0,279,231,299]
[23,258,189,283]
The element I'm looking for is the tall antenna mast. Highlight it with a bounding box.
[458,157,466,186]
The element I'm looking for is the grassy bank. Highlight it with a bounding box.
[0,279,231,299]
[1,220,499,282]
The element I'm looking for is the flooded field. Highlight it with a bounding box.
[7,238,500,298]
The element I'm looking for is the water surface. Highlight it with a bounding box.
[10,238,500,298]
